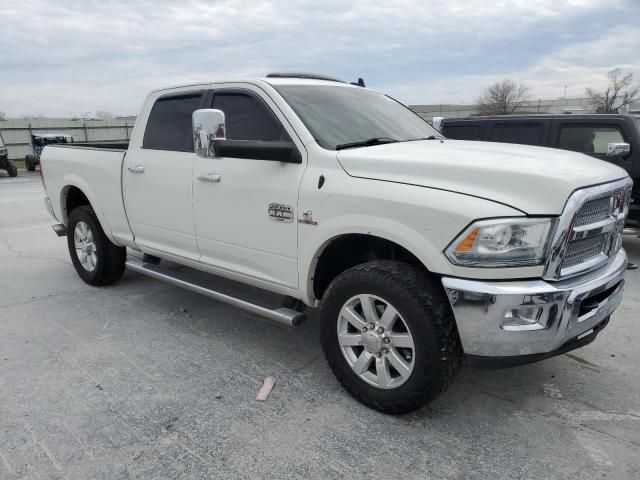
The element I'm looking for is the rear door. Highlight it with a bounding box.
[192,85,306,289]
[123,90,206,260]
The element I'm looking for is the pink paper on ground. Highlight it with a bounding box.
[256,376,277,401]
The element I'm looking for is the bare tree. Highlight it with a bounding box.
[586,68,639,113]
[95,111,115,120]
[0,111,6,121]
[477,79,529,115]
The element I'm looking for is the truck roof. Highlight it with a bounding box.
[150,75,360,94]
[445,114,633,122]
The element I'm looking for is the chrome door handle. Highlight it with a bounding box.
[127,165,145,174]
[197,173,221,183]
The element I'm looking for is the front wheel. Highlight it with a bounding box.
[320,261,462,414]
[67,205,126,285]
[5,160,18,177]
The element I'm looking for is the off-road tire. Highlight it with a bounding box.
[25,155,36,171]
[320,260,462,414]
[5,160,18,177]
[67,205,126,286]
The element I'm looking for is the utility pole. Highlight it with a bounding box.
[564,85,567,105]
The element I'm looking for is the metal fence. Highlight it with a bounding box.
[0,117,137,159]
[409,97,604,122]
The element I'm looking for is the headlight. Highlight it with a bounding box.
[445,218,555,267]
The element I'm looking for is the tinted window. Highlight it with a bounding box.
[213,92,287,141]
[502,124,543,146]
[445,124,482,140]
[558,125,625,154]
[143,93,203,151]
[275,85,439,150]
[488,125,503,142]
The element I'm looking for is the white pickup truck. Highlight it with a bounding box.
[42,73,632,413]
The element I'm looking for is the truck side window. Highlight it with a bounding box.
[558,126,625,154]
[490,124,543,146]
[143,93,203,151]
[213,92,289,142]
[502,124,543,146]
[443,125,482,140]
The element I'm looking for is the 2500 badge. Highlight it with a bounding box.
[268,203,293,223]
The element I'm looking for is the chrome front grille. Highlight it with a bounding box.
[562,234,605,269]
[573,196,611,227]
[545,178,632,280]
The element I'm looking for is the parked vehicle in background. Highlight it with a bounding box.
[25,134,74,171]
[40,75,632,414]
[0,132,17,177]
[440,114,640,228]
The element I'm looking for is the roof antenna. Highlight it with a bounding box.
[350,77,366,87]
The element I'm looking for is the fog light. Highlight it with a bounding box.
[502,307,545,331]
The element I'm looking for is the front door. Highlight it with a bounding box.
[554,120,633,171]
[124,90,205,260]
[192,86,306,288]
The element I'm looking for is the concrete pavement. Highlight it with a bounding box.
[1,171,639,479]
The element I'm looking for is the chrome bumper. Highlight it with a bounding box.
[441,249,627,358]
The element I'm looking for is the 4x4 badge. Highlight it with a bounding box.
[298,210,317,226]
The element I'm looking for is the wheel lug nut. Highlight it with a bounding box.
[362,327,368,332]
[369,323,375,329]
[383,337,391,344]
[377,327,384,334]
[376,353,382,358]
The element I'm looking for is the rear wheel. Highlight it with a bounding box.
[67,205,126,285]
[25,155,36,171]
[320,260,462,414]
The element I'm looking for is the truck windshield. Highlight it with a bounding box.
[274,85,440,150]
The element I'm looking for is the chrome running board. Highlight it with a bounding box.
[125,257,305,327]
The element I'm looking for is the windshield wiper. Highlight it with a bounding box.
[404,135,444,142]
[335,137,399,150]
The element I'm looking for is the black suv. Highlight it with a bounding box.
[440,114,640,227]
[0,132,17,177]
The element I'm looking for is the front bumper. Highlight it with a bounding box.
[441,249,627,359]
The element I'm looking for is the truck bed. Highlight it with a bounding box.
[41,143,132,245]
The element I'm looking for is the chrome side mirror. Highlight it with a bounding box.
[193,109,226,158]
[607,142,630,157]
[432,116,445,133]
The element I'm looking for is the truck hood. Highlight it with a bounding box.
[336,140,628,215]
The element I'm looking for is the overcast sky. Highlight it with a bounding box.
[1,0,639,117]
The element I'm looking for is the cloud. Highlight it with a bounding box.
[0,0,638,115]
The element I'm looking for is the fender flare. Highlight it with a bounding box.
[298,214,450,305]
[59,175,121,246]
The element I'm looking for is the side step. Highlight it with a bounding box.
[52,224,67,237]
[125,257,306,327]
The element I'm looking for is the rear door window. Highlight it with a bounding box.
[489,123,544,146]
[143,92,204,151]
[558,125,625,154]
[443,124,482,140]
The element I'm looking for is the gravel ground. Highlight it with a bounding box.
[1,171,639,479]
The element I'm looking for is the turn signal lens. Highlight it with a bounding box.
[454,228,480,253]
